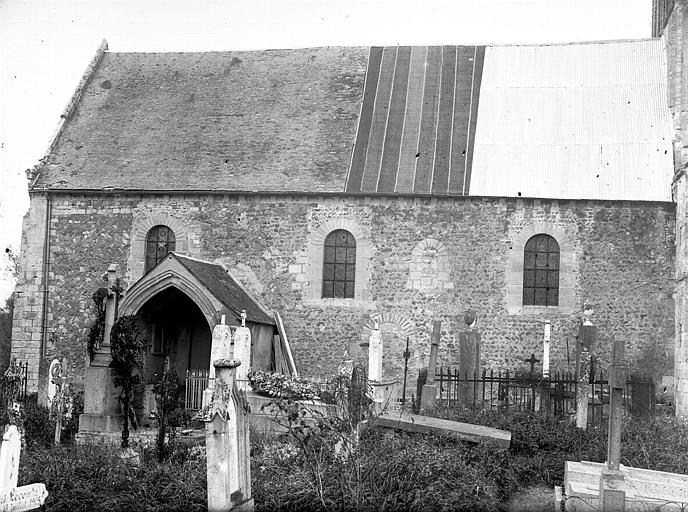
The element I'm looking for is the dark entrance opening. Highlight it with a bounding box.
[138,287,211,384]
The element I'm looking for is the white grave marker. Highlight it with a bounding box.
[233,310,251,390]
[368,315,383,382]
[0,426,48,512]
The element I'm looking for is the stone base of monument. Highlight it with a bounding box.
[245,390,329,435]
[558,461,688,511]
[78,365,124,440]
[370,380,398,411]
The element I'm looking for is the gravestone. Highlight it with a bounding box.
[0,426,48,512]
[542,320,551,378]
[203,315,233,410]
[46,360,60,406]
[233,311,251,391]
[367,314,383,382]
[458,311,480,404]
[420,321,441,410]
[205,359,253,512]
[78,264,125,436]
[576,349,592,429]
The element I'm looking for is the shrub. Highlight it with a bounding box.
[23,394,54,448]
[248,369,321,401]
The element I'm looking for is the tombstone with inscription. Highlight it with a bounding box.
[0,426,48,512]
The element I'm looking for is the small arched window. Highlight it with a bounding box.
[145,225,176,273]
[523,234,559,306]
[322,230,356,299]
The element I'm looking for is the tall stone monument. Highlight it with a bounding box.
[202,315,233,410]
[78,264,124,436]
[368,314,383,382]
[233,310,251,391]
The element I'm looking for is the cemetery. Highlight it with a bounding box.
[0,286,686,511]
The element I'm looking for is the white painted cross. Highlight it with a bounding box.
[0,426,48,512]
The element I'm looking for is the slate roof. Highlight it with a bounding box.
[33,47,367,192]
[172,254,275,325]
[33,41,673,202]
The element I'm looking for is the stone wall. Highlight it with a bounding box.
[663,0,688,414]
[12,192,675,396]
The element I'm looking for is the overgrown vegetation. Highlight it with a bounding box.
[86,288,108,361]
[248,369,322,400]
[152,369,184,461]
[110,315,149,448]
[10,404,688,511]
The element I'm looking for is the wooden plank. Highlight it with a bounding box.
[396,46,427,193]
[376,411,510,448]
[273,311,297,378]
[431,45,457,194]
[413,46,442,193]
[347,46,384,192]
[378,46,412,192]
[361,47,398,192]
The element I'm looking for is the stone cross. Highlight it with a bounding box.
[525,353,540,374]
[599,337,627,511]
[232,310,251,391]
[0,426,48,512]
[102,264,120,349]
[368,315,383,382]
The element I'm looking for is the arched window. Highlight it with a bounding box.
[322,230,356,299]
[523,234,559,306]
[145,225,176,273]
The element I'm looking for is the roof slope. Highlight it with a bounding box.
[173,254,275,325]
[34,40,673,202]
[345,46,485,195]
[469,40,674,201]
[34,48,367,192]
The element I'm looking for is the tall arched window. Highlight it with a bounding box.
[322,230,356,299]
[145,225,176,273]
[523,234,559,306]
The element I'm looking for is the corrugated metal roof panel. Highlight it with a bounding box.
[470,40,673,201]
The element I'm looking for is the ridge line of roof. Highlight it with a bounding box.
[215,261,276,322]
[100,37,658,56]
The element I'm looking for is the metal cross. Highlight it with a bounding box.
[401,337,411,404]
[525,353,540,373]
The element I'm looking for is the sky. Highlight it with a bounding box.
[0,0,653,303]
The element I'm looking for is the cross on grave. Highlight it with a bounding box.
[525,353,540,374]
[0,426,48,512]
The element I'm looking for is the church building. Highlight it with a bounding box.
[12,2,687,413]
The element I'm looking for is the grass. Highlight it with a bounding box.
[13,405,688,511]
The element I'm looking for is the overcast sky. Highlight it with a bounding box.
[0,0,653,303]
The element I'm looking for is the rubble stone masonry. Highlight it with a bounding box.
[12,192,675,396]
